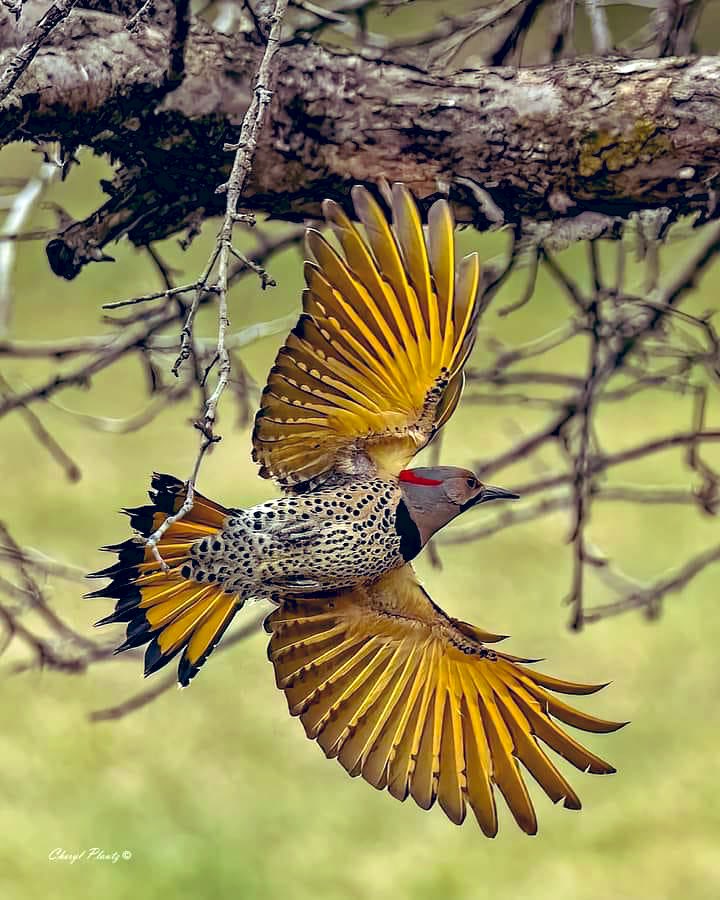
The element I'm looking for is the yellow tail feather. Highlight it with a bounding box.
[87,473,239,686]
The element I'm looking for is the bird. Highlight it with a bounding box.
[88,183,625,835]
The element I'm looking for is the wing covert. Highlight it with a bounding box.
[252,184,481,489]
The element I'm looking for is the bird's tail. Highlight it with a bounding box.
[87,473,240,686]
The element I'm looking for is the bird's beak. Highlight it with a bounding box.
[479,484,520,503]
[460,483,519,513]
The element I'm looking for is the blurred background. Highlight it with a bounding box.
[1,2,720,899]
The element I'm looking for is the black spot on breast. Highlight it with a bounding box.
[395,499,422,562]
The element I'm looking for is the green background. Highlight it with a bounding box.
[2,3,720,898]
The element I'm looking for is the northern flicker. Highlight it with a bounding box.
[89,183,624,835]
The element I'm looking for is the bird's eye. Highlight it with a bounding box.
[466,477,478,489]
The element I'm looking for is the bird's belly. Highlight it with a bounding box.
[195,480,406,596]
[258,520,404,592]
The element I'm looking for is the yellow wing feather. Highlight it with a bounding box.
[253,184,482,489]
[427,198,455,358]
[265,566,625,835]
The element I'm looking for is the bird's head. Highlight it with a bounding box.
[398,466,519,548]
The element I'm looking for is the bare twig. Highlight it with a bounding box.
[145,0,289,568]
[101,282,201,311]
[0,0,80,102]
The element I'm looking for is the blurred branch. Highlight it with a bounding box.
[584,0,612,54]
[0,371,81,480]
[0,157,59,335]
[0,543,85,580]
[456,226,720,628]
[584,542,720,623]
[89,608,268,721]
[564,301,603,631]
[0,521,108,674]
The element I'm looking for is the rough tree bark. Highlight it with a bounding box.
[1,1,719,278]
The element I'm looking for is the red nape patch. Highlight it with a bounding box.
[399,470,443,486]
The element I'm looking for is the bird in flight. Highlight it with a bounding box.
[88,184,624,835]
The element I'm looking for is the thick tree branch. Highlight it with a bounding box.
[1,5,719,277]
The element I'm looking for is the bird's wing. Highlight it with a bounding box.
[252,183,481,489]
[265,565,624,835]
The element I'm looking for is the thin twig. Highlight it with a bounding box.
[0,0,80,102]
[146,0,290,567]
[102,282,201,311]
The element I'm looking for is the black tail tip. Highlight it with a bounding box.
[149,473,187,513]
[143,638,168,677]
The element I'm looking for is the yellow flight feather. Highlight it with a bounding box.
[427,199,455,354]
[252,184,483,488]
[264,565,624,835]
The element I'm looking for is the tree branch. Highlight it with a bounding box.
[1,5,720,277]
